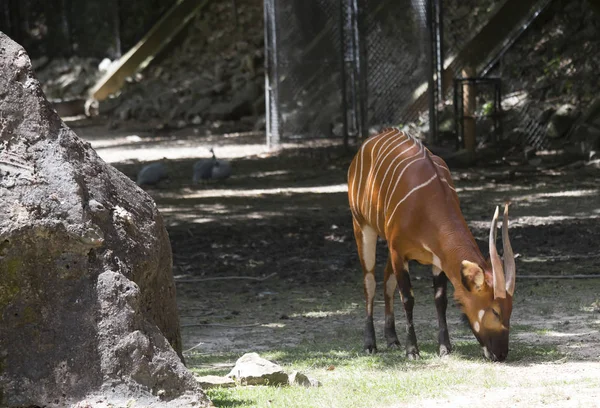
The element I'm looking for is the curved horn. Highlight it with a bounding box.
[502,203,516,296]
[489,206,506,299]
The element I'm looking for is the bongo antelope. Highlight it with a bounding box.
[347,128,516,361]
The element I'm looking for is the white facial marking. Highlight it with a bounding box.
[478,309,485,321]
[473,321,480,333]
[483,346,492,360]
[361,225,378,272]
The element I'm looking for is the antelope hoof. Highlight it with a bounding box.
[364,345,377,354]
[439,344,452,357]
[406,349,420,360]
[387,340,401,349]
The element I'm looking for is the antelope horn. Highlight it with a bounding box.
[489,206,506,299]
[502,203,516,296]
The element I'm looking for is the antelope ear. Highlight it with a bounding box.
[461,260,486,291]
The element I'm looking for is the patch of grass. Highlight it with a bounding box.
[189,337,545,408]
[189,338,565,408]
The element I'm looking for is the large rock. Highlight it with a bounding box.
[0,34,209,407]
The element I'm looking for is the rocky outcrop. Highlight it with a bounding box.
[0,33,209,407]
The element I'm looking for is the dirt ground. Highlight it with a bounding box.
[78,122,600,407]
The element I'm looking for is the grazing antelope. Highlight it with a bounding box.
[347,128,515,361]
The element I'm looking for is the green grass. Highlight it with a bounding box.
[188,338,564,408]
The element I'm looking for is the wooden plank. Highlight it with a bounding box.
[89,0,210,101]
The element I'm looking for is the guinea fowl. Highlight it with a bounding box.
[192,148,231,185]
[136,162,168,187]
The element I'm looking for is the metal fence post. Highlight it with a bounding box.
[356,0,368,141]
[426,0,443,144]
[339,0,349,149]
[264,0,281,149]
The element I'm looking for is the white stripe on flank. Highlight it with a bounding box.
[354,136,376,215]
[368,131,408,223]
[354,130,395,216]
[434,161,451,173]
[439,177,456,191]
[377,139,419,213]
[383,143,426,214]
[376,139,420,232]
[367,133,396,221]
[363,134,389,215]
[348,162,358,216]
[387,173,438,228]
[378,144,424,233]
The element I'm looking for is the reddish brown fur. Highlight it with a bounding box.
[348,128,514,361]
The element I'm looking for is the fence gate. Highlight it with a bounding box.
[264,0,438,147]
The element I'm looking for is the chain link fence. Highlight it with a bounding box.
[363,0,429,130]
[264,0,346,146]
[265,0,435,146]
[267,0,600,156]
[4,0,596,153]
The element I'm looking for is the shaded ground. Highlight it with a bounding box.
[79,123,600,407]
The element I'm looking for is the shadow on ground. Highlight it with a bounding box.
[78,126,600,370]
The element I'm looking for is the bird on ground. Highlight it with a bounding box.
[192,148,231,185]
[136,162,169,187]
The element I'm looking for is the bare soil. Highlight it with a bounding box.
[80,124,600,407]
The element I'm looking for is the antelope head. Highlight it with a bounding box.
[460,204,516,361]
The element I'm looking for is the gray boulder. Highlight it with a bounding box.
[0,33,209,407]
[227,353,288,386]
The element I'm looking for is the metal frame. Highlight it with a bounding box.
[453,77,502,148]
